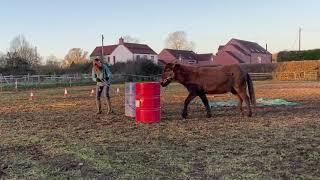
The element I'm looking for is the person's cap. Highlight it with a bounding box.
[94,58,100,61]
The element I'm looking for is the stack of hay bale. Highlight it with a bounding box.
[274,60,320,81]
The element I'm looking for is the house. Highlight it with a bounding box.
[214,38,272,65]
[90,37,158,64]
[158,49,214,66]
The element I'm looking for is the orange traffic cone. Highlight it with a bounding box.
[29,91,35,101]
[90,89,95,96]
[64,88,69,98]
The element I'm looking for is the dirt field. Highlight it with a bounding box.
[0,81,320,179]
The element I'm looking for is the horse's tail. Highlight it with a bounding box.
[246,73,256,109]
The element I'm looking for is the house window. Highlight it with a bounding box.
[113,56,116,64]
[107,56,110,63]
[143,55,147,59]
[258,56,262,63]
[188,60,196,64]
[136,55,140,60]
[151,56,154,60]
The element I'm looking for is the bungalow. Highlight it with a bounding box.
[158,49,214,66]
[214,38,272,65]
[90,37,158,64]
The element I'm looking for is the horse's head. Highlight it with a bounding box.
[160,62,180,87]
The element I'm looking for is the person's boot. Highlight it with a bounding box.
[106,97,112,115]
[96,99,102,114]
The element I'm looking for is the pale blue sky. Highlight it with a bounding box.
[0,0,319,60]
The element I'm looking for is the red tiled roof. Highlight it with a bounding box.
[226,51,245,63]
[157,59,168,66]
[164,49,198,60]
[232,39,270,54]
[196,53,214,62]
[218,45,225,51]
[123,43,157,55]
[90,43,157,57]
[90,45,118,57]
[231,44,250,56]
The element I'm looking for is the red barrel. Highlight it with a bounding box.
[135,82,161,123]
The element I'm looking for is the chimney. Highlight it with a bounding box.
[265,43,268,51]
[119,37,124,45]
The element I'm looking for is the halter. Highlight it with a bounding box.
[162,71,174,84]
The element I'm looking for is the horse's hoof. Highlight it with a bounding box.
[181,112,188,119]
[207,114,212,118]
[247,112,252,117]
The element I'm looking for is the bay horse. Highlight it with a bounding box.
[160,62,256,119]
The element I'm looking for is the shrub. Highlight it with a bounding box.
[277,49,320,62]
[110,59,162,75]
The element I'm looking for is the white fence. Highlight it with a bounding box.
[0,73,162,90]
[0,73,271,91]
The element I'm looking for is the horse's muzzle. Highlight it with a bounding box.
[160,78,170,87]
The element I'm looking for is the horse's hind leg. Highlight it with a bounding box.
[238,90,252,117]
[182,93,197,119]
[199,94,212,118]
[235,94,244,115]
[231,88,244,115]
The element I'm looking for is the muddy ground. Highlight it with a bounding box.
[0,81,320,179]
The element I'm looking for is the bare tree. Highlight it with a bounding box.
[46,55,62,67]
[63,48,88,67]
[8,34,40,67]
[123,35,140,43]
[165,31,195,51]
[0,51,6,67]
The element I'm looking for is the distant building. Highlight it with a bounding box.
[158,49,214,66]
[90,37,158,64]
[214,38,272,65]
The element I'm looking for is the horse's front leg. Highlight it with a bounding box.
[182,93,197,119]
[199,94,212,118]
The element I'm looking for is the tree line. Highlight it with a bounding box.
[277,49,320,62]
[0,35,90,75]
[0,31,195,75]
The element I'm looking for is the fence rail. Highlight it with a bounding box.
[0,73,162,91]
[0,73,272,91]
[249,73,273,81]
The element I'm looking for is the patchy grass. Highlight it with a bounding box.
[0,81,320,179]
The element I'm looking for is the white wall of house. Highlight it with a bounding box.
[98,45,158,65]
[133,54,158,64]
[97,45,158,64]
[109,45,134,64]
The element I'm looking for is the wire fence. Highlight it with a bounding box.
[0,72,272,91]
[0,73,162,91]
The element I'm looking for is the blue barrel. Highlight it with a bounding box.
[125,82,136,117]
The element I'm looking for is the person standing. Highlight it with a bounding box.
[92,58,112,114]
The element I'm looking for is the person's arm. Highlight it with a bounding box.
[103,64,112,82]
[92,68,97,82]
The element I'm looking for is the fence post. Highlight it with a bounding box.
[0,74,2,92]
[15,79,18,91]
[24,76,27,87]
